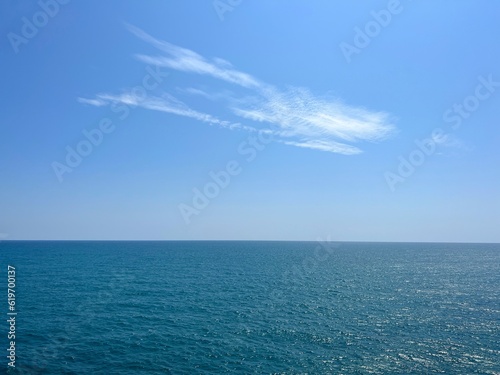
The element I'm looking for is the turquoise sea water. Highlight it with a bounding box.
[0,241,498,374]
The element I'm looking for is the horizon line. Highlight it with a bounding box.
[1,239,499,245]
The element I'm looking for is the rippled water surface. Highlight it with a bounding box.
[1,241,499,374]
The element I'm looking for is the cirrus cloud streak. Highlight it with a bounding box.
[78,25,397,155]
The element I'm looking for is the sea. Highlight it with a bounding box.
[0,241,498,374]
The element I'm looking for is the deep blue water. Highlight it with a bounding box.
[0,241,498,374]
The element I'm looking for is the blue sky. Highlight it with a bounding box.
[1,0,499,241]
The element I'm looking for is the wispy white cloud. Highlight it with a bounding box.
[232,87,395,143]
[179,87,214,99]
[126,23,262,90]
[280,139,362,155]
[79,25,397,155]
[176,87,238,103]
[433,133,472,156]
[79,91,258,132]
[432,133,463,148]
[77,97,108,107]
